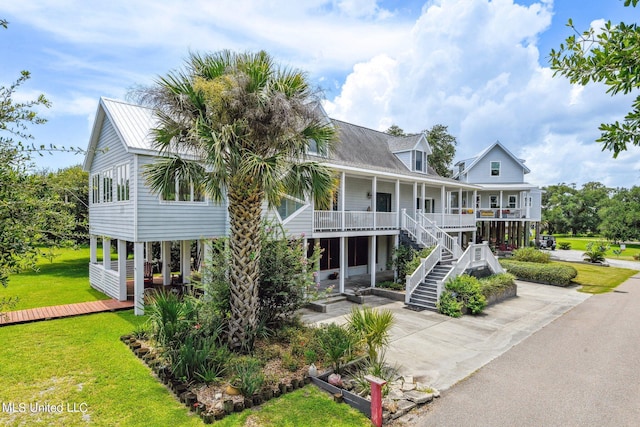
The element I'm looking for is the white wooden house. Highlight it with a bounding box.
[84,98,522,313]
[453,141,542,249]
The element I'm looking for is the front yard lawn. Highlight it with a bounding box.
[0,311,370,427]
[0,246,109,310]
[555,261,638,294]
[555,236,640,262]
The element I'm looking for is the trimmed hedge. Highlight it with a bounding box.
[479,273,516,299]
[511,247,550,263]
[499,260,577,286]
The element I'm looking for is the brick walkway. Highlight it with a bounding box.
[0,299,134,326]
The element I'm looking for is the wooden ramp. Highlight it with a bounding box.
[0,299,134,326]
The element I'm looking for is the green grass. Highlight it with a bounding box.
[0,246,109,310]
[555,261,638,294]
[0,312,370,427]
[555,236,640,261]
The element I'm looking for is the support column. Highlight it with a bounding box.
[181,240,191,284]
[339,236,346,293]
[393,234,399,282]
[314,238,320,284]
[370,236,377,288]
[371,176,377,229]
[162,241,171,285]
[499,191,504,219]
[395,179,400,227]
[421,183,426,212]
[412,182,418,217]
[134,242,144,315]
[102,238,111,270]
[201,239,212,287]
[145,242,153,261]
[117,239,127,301]
[90,235,97,264]
[441,185,446,225]
[458,188,463,224]
[340,171,346,231]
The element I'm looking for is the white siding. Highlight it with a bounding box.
[344,176,373,211]
[135,155,227,241]
[467,146,524,183]
[281,205,313,237]
[88,118,136,240]
[393,151,411,171]
[399,183,415,217]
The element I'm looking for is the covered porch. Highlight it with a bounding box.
[88,236,207,315]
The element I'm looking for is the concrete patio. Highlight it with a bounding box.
[301,280,590,391]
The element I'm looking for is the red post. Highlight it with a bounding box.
[365,375,387,427]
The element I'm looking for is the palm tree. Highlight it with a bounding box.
[139,50,336,351]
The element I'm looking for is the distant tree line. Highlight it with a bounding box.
[542,182,640,242]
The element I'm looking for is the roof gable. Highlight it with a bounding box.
[454,141,530,179]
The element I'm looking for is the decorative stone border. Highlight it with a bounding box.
[119,335,310,424]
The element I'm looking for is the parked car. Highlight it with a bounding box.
[537,235,556,250]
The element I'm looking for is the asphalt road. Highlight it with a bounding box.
[401,273,640,427]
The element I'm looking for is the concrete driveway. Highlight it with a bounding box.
[301,281,590,391]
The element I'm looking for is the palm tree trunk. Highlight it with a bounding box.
[226,180,264,351]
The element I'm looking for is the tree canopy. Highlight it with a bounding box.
[137,50,336,351]
[550,0,640,157]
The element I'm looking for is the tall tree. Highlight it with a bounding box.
[550,0,640,157]
[385,124,405,137]
[138,50,335,351]
[423,124,457,177]
[46,165,89,242]
[599,186,640,242]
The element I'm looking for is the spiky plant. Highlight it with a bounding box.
[138,50,336,351]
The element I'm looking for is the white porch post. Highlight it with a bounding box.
[145,242,153,261]
[117,239,127,301]
[314,238,320,284]
[340,171,346,231]
[421,183,426,212]
[412,182,417,217]
[459,188,463,224]
[181,240,191,284]
[440,185,446,225]
[90,235,97,264]
[339,236,346,293]
[371,176,377,229]
[395,179,400,227]
[102,238,111,270]
[370,235,377,288]
[134,242,144,315]
[499,191,504,218]
[393,234,399,282]
[201,239,212,287]
[162,241,171,285]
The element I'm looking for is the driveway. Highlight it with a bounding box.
[301,280,590,391]
[407,272,640,426]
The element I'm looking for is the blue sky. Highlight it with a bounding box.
[1,0,639,188]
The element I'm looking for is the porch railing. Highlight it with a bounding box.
[475,208,528,219]
[405,244,442,304]
[89,263,120,300]
[422,212,477,229]
[313,210,399,232]
[401,210,439,248]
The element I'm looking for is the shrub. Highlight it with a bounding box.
[500,260,577,286]
[231,356,265,397]
[378,281,404,291]
[404,247,435,277]
[347,306,394,363]
[390,245,434,283]
[558,242,572,250]
[315,323,359,374]
[479,273,516,299]
[512,247,550,263]
[583,241,609,263]
[437,291,463,317]
[444,274,487,315]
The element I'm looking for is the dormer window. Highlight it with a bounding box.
[414,150,426,173]
[490,161,500,176]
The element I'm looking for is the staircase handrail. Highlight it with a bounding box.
[405,243,442,304]
[415,211,462,257]
[480,244,505,274]
[402,209,439,248]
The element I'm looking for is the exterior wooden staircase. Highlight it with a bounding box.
[407,252,453,311]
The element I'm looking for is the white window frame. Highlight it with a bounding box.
[414,150,426,173]
[90,173,100,204]
[475,195,481,209]
[490,161,501,177]
[490,195,499,209]
[102,169,113,203]
[508,195,517,209]
[115,163,130,202]
[160,178,206,204]
[276,194,308,224]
